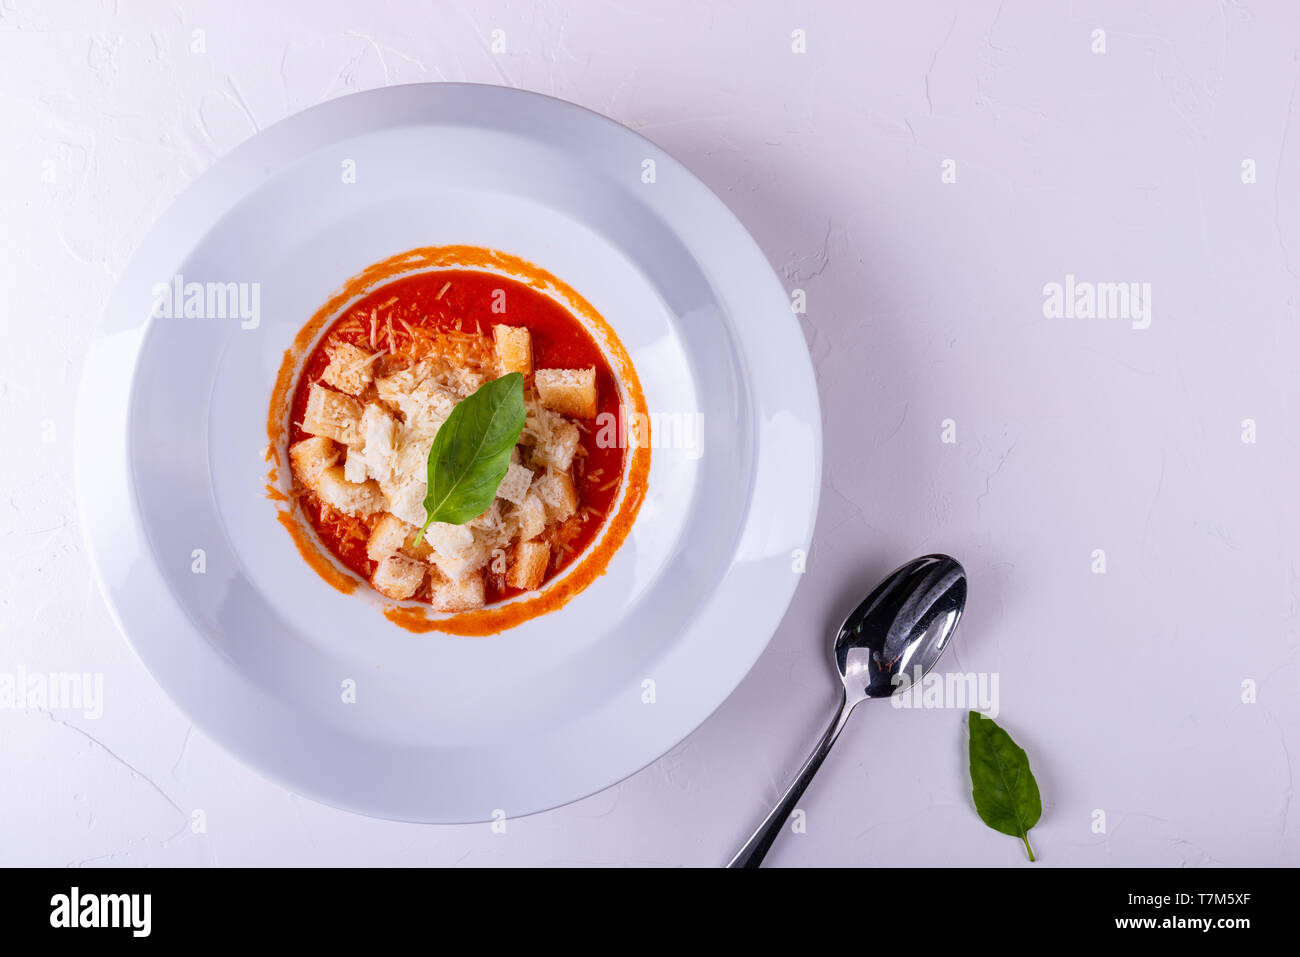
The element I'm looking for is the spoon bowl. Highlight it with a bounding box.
[837,554,967,704]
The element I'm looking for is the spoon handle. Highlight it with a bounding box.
[727,690,853,868]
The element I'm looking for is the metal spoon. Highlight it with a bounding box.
[727,554,967,868]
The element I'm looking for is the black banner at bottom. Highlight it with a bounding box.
[0,865,1289,941]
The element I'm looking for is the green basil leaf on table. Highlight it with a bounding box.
[968,710,1042,862]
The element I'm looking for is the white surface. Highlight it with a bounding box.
[2,0,1297,866]
[76,83,819,822]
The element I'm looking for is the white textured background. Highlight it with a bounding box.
[1,0,1297,866]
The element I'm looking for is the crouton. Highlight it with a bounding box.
[468,501,501,531]
[422,521,474,558]
[493,324,532,377]
[302,382,365,446]
[535,367,597,418]
[366,513,409,562]
[403,527,434,561]
[534,470,577,522]
[315,466,386,516]
[288,436,338,490]
[507,539,550,591]
[401,381,458,434]
[431,541,490,582]
[531,413,580,471]
[516,491,547,541]
[431,571,486,613]
[344,447,368,483]
[496,462,534,506]
[388,426,435,494]
[375,363,430,410]
[367,512,437,562]
[371,553,426,600]
[320,342,376,396]
[360,404,397,484]
[385,481,428,527]
[444,366,486,400]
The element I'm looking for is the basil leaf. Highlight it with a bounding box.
[415,372,526,535]
[968,711,1042,861]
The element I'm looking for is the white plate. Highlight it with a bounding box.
[76,84,821,822]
